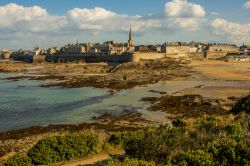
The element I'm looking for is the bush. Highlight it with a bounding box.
[195,116,217,131]
[125,126,189,163]
[28,134,99,165]
[232,95,250,114]
[108,130,146,148]
[4,155,32,166]
[173,150,214,166]
[172,118,186,127]
[106,157,156,166]
[207,137,250,165]
[226,122,244,139]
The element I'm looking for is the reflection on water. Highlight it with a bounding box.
[0,73,250,132]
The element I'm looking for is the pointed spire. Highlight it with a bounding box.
[129,26,133,41]
[128,26,134,51]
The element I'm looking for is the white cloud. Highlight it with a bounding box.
[0,3,163,49]
[67,7,116,22]
[0,3,161,36]
[0,3,66,32]
[164,0,206,30]
[66,7,161,32]
[165,0,205,17]
[167,18,201,30]
[243,1,250,9]
[211,18,250,43]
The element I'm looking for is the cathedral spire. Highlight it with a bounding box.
[128,26,134,48]
[129,26,133,41]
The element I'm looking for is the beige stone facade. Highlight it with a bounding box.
[64,44,86,55]
[1,51,11,59]
[209,45,239,54]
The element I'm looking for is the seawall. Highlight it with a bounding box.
[45,54,133,63]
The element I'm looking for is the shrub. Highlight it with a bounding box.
[195,116,217,131]
[125,126,189,163]
[226,122,244,139]
[28,134,99,165]
[232,95,250,114]
[172,118,186,127]
[106,157,156,166]
[108,130,146,148]
[207,137,250,165]
[4,155,32,166]
[173,150,214,166]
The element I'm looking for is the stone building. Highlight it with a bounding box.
[103,41,128,55]
[60,27,135,56]
[34,47,45,55]
[161,42,197,56]
[64,44,86,55]
[135,45,161,52]
[47,47,59,55]
[209,44,239,54]
[1,50,11,59]
[240,44,250,54]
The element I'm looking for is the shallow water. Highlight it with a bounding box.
[0,73,165,132]
[0,73,250,132]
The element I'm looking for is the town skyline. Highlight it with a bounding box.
[0,0,250,49]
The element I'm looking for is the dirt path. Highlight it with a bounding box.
[61,150,124,166]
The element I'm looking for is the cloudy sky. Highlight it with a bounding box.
[0,0,250,49]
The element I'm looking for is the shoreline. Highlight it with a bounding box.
[0,59,250,134]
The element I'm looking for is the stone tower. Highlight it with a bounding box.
[128,27,135,52]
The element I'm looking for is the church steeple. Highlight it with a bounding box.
[128,26,134,48]
[129,27,133,41]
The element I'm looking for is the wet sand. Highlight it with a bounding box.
[190,60,250,81]
[180,60,250,99]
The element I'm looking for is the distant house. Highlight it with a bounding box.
[240,44,250,54]
[1,50,11,59]
[135,45,161,53]
[64,44,86,55]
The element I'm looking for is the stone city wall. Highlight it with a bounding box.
[12,54,46,63]
[12,51,230,63]
[131,52,166,62]
[46,54,133,63]
[209,45,239,53]
[166,46,191,54]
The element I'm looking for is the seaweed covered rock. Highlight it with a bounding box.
[149,95,222,118]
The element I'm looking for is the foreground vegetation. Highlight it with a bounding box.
[3,95,250,166]
[108,114,250,165]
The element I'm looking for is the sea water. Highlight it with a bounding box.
[1,73,250,132]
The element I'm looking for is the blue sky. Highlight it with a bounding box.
[0,0,250,49]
